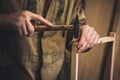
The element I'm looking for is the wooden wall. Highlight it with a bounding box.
[78,0,120,80]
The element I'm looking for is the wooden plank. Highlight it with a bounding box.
[110,32,116,80]
[71,44,77,80]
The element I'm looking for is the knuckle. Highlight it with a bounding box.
[79,40,84,45]
[94,31,97,35]
[22,10,29,17]
[94,30,96,33]
[90,27,94,31]
[19,17,25,22]
[79,42,82,46]
[97,34,100,38]
[15,23,21,28]
[86,25,90,28]
[29,27,35,33]
[80,47,84,51]
[23,10,29,14]
[84,25,89,29]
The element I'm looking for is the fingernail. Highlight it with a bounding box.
[49,23,53,27]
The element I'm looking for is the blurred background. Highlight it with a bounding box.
[77,0,120,80]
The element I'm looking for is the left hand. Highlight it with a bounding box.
[77,25,99,53]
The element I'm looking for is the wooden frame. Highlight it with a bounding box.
[71,32,116,80]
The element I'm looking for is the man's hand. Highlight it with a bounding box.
[1,10,53,36]
[77,25,99,53]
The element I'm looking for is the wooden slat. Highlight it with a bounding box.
[110,32,116,80]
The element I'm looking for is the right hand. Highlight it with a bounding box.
[4,10,53,36]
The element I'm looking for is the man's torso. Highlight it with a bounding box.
[0,0,84,80]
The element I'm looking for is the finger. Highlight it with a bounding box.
[78,41,88,53]
[85,44,91,50]
[30,13,53,27]
[77,49,82,53]
[93,34,99,45]
[78,36,85,48]
[86,27,94,41]
[89,31,97,45]
[18,27,22,36]
[78,26,89,47]
[26,19,34,36]
[22,23,28,35]
[78,34,86,48]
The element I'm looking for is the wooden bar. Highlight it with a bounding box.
[35,25,73,31]
[110,32,116,80]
